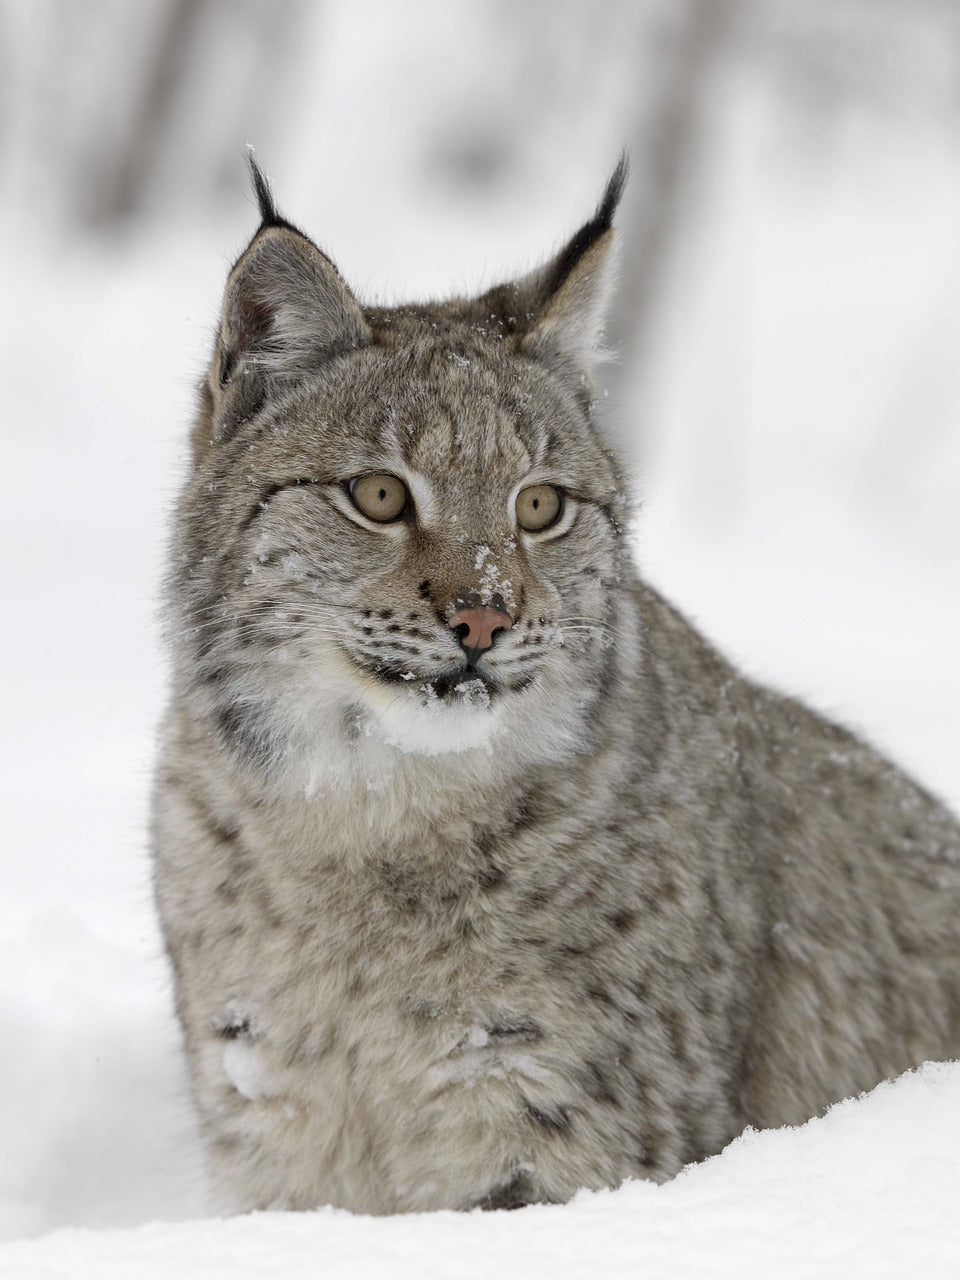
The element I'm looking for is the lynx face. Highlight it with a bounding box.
[169,162,629,774]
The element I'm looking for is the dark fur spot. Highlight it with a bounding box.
[582,1060,620,1107]
[487,1019,541,1044]
[510,789,544,833]
[525,1102,570,1133]
[477,862,507,892]
[377,861,422,913]
[200,805,240,845]
[522,888,550,910]
[586,983,614,1007]
[381,640,422,656]
[199,664,230,687]
[472,824,496,857]
[474,1170,537,1211]
[609,910,637,934]
[662,1007,689,1063]
[213,1014,250,1040]
[216,702,272,763]
[561,939,599,959]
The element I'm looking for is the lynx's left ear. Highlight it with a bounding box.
[481,157,627,404]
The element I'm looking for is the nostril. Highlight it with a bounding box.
[453,622,470,645]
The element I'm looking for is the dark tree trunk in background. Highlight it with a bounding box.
[607,0,741,416]
[91,0,209,226]
[87,0,310,228]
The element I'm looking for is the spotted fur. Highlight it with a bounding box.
[153,161,960,1214]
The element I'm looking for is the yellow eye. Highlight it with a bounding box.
[349,474,408,523]
[516,484,563,532]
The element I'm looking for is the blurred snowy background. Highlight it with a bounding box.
[1,0,959,1269]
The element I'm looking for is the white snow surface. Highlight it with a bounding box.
[2,1064,959,1278]
[3,5,960,1275]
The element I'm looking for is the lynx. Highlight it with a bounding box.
[153,158,960,1214]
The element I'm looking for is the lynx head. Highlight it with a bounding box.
[169,157,632,782]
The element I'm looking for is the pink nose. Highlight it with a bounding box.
[448,606,513,658]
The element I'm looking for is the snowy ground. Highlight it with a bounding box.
[2,1063,959,1279]
[2,21,960,1276]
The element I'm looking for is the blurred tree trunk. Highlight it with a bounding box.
[90,0,209,226]
[608,0,741,412]
[87,0,310,227]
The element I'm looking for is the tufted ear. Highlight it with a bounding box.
[479,157,627,405]
[202,157,370,448]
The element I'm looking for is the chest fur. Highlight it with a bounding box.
[155,730,741,1210]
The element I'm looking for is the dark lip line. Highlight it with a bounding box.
[377,662,494,697]
[344,650,536,698]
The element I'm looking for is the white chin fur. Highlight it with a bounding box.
[363,676,503,756]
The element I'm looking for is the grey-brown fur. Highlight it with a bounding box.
[153,160,960,1214]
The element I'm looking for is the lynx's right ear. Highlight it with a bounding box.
[197,159,370,455]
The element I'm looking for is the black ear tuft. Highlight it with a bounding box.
[246,147,279,225]
[543,153,629,299]
[597,152,629,228]
[245,147,302,234]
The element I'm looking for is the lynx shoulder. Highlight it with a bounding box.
[153,158,960,1214]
